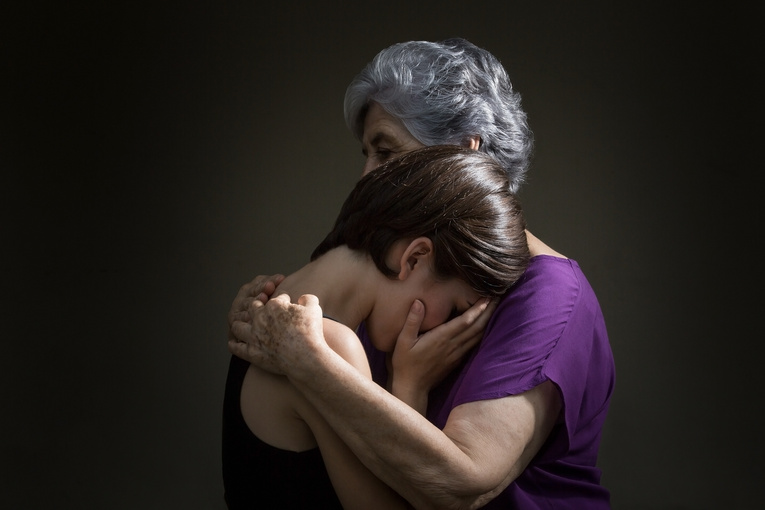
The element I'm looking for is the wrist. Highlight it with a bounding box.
[286,334,336,384]
[391,377,429,416]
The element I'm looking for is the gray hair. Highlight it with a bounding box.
[344,38,534,193]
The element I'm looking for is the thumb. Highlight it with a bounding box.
[398,299,425,347]
[297,294,320,308]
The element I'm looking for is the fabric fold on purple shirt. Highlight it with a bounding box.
[360,255,615,509]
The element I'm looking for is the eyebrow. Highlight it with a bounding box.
[361,131,392,157]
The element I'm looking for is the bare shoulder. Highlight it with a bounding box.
[322,318,372,379]
[525,230,567,259]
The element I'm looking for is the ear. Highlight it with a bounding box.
[397,237,434,280]
[466,135,481,151]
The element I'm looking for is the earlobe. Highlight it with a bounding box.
[398,237,434,280]
[466,135,481,151]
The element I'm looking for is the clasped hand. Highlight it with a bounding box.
[228,274,323,376]
[227,274,496,391]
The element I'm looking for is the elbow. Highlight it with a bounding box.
[411,493,498,510]
[410,475,511,510]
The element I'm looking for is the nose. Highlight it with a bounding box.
[361,158,376,177]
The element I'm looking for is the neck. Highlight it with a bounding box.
[275,246,378,330]
[525,229,567,259]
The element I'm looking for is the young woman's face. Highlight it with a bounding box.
[366,274,481,353]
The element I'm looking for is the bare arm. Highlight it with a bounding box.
[242,294,413,509]
[230,294,561,510]
[308,314,414,509]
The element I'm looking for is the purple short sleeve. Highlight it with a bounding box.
[360,256,615,508]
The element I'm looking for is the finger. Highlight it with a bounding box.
[270,274,286,285]
[241,294,265,309]
[467,299,497,330]
[229,298,264,327]
[399,300,425,346]
[235,274,286,310]
[454,332,483,357]
[228,275,285,341]
[230,319,251,344]
[250,273,285,291]
[424,307,480,341]
[449,302,494,345]
[429,298,492,345]
[229,310,251,324]
[228,337,253,360]
[228,312,251,340]
[258,274,286,302]
[237,275,268,301]
[265,293,292,307]
[459,298,491,326]
[297,294,320,307]
[230,281,260,322]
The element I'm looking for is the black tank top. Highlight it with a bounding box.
[222,355,343,509]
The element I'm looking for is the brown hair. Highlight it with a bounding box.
[311,146,529,297]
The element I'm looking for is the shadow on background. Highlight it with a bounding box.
[4,2,763,508]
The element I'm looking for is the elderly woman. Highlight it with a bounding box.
[228,38,615,509]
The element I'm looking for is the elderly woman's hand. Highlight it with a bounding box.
[229,293,326,376]
[227,274,285,342]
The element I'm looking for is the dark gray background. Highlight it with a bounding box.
[4,1,763,508]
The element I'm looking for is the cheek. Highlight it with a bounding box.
[420,304,453,332]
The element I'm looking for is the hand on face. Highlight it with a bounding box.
[390,297,497,396]
[229,293,326,375]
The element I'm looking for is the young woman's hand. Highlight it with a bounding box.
[389,298,497,413]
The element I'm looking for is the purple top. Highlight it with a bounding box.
[360,255,615,508]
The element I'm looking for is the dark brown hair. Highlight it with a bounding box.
[311,146,529,297]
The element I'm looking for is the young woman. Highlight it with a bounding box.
[222,145,530,509]
[228,38,614,509]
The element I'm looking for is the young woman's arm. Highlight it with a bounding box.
[231,294,561,510]
[298,318,413,510]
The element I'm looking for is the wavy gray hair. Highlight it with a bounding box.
[344,38,534,193]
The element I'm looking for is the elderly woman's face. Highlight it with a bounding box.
[360,102,425,176]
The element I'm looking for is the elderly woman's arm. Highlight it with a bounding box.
[230,294,561,510]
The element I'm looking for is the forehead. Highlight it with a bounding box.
[430,277,481,303]
[361,103,415,146]
[453,279,481,305]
